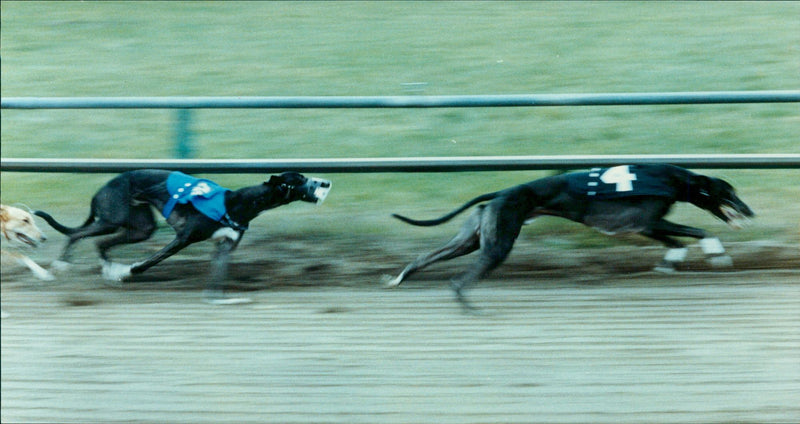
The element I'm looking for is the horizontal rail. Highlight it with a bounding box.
[2,155,799,174]
[3,91,800,109]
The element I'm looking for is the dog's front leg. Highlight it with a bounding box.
[203,233,251,305]
[207,237,236,292]
[699,237,733,268]
[5,251,56,281]
[646,220,733,271]
[19,255,56,281]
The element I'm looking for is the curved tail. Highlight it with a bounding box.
[34,209,95,235]
[392,192,499,227]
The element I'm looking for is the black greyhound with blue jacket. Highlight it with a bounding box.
[35,170,331,303]
[388,164,754,309]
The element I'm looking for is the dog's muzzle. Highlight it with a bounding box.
[301,178,332,204]
[720,202,753,230]
[7,231,44,248]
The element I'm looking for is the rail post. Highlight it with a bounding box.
[173,108,194,158]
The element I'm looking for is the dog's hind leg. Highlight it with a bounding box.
[385,207,483,288]
[53,221,119,269]
[98,228,159,281]
[451,203,524,311]
[95,207,156,280]
[102,237,193,281]
[96,206,156,262]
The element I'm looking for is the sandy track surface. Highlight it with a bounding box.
[2,237,798,423]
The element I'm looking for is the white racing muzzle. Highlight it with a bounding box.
[301,178,332,204]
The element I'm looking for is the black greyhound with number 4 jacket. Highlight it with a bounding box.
[387,164,754,309]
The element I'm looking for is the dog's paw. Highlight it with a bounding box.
[203,297,253,306]
[34,268,56,281]
[102,261,132,281]
[707,254,733,268]
[381,274,402,288]
[18,257,56,280]
[50,260,72,272]
[653,261,677,274]
[202,290,252,305]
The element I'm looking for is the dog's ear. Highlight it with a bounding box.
[691,175,713,198]
[265,175,283,186]
[265,172,306,187]
[0,205,9,223]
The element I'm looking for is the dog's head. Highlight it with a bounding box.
[0,204,48,247]
[266,172,332,205]
[689,175,754,229]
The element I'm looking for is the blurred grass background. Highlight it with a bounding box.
[2,1,798,247]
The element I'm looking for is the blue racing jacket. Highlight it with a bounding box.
[162,171,230,221]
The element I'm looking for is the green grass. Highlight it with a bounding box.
[2,1,799,246]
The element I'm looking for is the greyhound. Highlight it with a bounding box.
[2,204,55,319]
[387,164,754,309]
[35,170,331,303]
[1,204,54,281]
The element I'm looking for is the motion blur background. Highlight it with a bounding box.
[2,1,798,246]
[2,1,800,244]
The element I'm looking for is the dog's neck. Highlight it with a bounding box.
[223,183,291,227]
[670,168,702,205]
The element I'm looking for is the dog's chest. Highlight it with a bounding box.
[162,172,230,221]
[566,165,676,200]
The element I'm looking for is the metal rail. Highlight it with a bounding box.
[3,155,799,174]
[3,91,800,109]
[3,91,797,170]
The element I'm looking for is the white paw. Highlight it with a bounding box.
[202,292,253,305]
[700,238,725,255]
[708,255,733,268]
[653,261,677,274]
[202,289,253,305]
[102,261,132,281]
[20,257,56,280]
[51,260,72,272]
[35,269,56,281]
[204,297,252,305]
[381,274,402,288]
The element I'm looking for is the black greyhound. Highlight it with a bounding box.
[36,170,331,303]
[387,164,753,309]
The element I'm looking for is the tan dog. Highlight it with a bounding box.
[1,204,54,281]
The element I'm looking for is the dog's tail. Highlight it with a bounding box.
[34,208,96,236]
[392,192,500,227]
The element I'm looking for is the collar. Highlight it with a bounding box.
[220,213,248,232]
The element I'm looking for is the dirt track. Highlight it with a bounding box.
[2,236,799,423]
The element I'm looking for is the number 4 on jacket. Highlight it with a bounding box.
[599,165,638,192]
